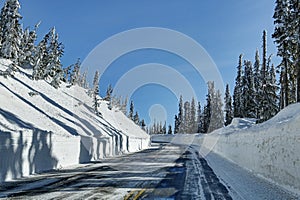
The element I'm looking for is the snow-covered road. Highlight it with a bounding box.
[0,143,297,200]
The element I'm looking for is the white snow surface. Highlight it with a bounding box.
[153,103,300,196]
[0,59,150,182]
[203,104,300,195]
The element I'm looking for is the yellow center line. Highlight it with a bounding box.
[133,189,146,200]
[124,190,135,200]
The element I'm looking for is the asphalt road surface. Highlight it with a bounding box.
[0,143,297,200]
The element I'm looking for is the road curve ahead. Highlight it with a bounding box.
[0,143,297,200]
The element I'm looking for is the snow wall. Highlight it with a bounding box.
[202,127,300,193]
[79,134,149,163]
[0,126,150,182]
[203,105,300,193]
[0,130,80,182]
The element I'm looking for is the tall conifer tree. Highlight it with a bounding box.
[224,84,233,126]
[233,54,243,117]
[0,0,22,62]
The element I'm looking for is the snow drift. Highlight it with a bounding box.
[0,59,150,182]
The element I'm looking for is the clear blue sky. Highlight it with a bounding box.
[16,0,278,128]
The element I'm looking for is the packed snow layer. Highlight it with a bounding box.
[0,130,80,182]
[196,106,300,194]
[0,59,150,182]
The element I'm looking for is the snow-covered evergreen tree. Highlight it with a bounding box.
[202,81,224,133]
[203,82,213,133]
[149,121,155,134]
[259,64,279,122]
[42,28,64,88]
[92,71,100,90]
[51,71,63,89]
[224,84,233,126]
[92,71,100,115]
[32,27,64,88]
[33,32,50,80]
[209,88,223,132]
[178,95,184,133]
[133,111,140,125]
[140,119,146,131]
[291,0,300,102]
[262,30,268,83]
[233,54,243,118]
[70,58,81,85]
[120,96,128,115]
[0,0,22,62]
[153,120,158,134]
[162,122,167,134]
[158,121,163,134]
[190,97,197,133]
[242,60,256,118]
[105,84,113,101]
[253,49,261,118]
[111,95,121,110]
[19,24,38,68]
[174,115,179,134]
[168,124,172,134]
[62,65,72,83]
[183,101,190,133]
[80,69,88,88]
[173,97,198,134]
[215,90,224,128]
[128,101,134,120]
[202,104,210,133]
[273,0,293,108]
[93,84,100,115]
[196,102,203,133]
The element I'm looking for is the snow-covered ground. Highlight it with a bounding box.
[152,104,300,196]
[0,59,150,182]
[203,104,300,195]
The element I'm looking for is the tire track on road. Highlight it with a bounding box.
[184,146,232,200]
